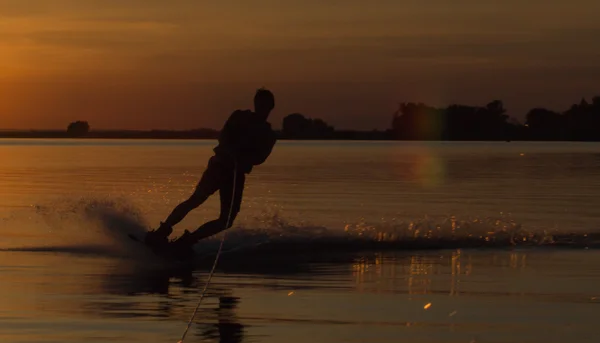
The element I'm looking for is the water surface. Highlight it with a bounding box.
[1,139,599,343]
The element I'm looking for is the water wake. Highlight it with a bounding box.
[1,197,154,260]
[2,198,599,260]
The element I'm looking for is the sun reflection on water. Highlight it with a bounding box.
[350,250,535,297]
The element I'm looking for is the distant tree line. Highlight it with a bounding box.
[280,95,600,141]
[67,121,90,137]
[390,100,512,141]
[282,113,335,139]
[526,96,600,141]
[3,95,600,140]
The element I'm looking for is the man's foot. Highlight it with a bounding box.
[144,222,173,252]
[168,230,197,260]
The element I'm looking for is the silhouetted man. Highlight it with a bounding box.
[144,88,277,258]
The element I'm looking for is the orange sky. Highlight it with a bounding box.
[1,0,599,130]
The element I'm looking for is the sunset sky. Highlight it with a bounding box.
[1,0,599,130]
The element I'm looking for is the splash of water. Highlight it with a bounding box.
[2,197,153,259]
[195,211,600,255]
[2,197,599,259]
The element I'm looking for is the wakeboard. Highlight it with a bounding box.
[127,232,196,263]
[127,231,249,264]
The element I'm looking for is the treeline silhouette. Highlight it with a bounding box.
[279,96,600,141]
[390,100,513,141]
[66,120,90,136]
[526,96,600,140]
[2,95,599,141]
[0,128,220,139]
[0,120,219,139]
[281,96,600,141]
[389,96,600,141]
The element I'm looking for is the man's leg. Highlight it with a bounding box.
[145,157,221,248]
[145,187,214,249]
[186,170,245,243]
[162,191,209,228]
[160,190,210,230]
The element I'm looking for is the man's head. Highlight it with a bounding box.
[254,88,275,119]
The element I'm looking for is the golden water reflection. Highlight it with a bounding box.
[2,248,599,343]
[352,250,529,296]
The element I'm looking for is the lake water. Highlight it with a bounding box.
[1,139,599,343]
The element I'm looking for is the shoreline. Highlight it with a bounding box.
[2,130,600,142]
[0,129,394,141]
[1,133,599,142]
